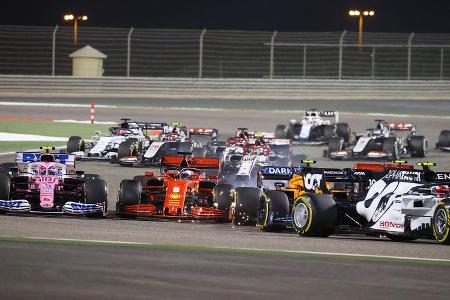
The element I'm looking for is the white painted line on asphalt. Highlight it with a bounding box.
[54,119,117,124]
[0,132,67,142]
[8,236,450,263]
[0,101,116,108]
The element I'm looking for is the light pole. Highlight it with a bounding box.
[349,9,374,51]
[63,13,88,45]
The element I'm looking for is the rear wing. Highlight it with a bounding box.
[305,110,339,123]
[389,123,415,131]
[188,128,218,137]
[162,155,220,169]
[16,152,75,167]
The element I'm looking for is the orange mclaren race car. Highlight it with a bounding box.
[116,154,234,221]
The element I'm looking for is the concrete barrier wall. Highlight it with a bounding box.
[0,75,449,100]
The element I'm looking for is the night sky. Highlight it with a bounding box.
[1,0,450,33]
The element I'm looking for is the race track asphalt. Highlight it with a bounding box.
[0,97,450,299]
[1,239,449,300]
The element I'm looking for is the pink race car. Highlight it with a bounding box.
[0,148,108,217]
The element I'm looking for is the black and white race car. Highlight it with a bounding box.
[436,130,450,151]
[289,162,450,244]
[275,109,350,145]
[67,119,171,161]
[326,120,427,160]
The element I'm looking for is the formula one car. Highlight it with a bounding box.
[116,154,233,221]
[289,162,450,244]
[115,127,219,166]
[0,147,108,217]
[253,160,450,244]
[275,109,350,145]
[221,132,291,185]
[253,160,412,230]
[67,119,171,161]
[436,130,450,151]
[326,120,427,160]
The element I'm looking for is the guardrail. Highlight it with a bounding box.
[0,75,449,100]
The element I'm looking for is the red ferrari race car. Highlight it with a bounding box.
[116,154,234,221]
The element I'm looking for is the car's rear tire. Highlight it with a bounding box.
[432,200,450,245]
[0,174,11,200]
[213,183,234,211]
[292,194,337,237]
[117,139,136,159]
[83,173,100,181]
[0,162,18,175]
[192,147,204,158]
[336,123,350,143]
[437,130,450,148]
[322,125,334,142]
[328,137,344,154]
[409,136,427,157]
[257,190,289,232]
[275,125,287,139]
[85,179,108,217]
[382,137,399,160]
[133,175,161,187]
[233,187,261,226]
[67,136,85,154]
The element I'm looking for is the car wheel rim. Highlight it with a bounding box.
[435,208,448,235]
[294,202,309,228]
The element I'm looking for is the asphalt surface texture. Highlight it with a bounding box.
[1,239,449,300]
[1,97,450,299]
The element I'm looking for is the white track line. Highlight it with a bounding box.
[0,132,67,142]
[5,236,450,263]
[0,101,116,108]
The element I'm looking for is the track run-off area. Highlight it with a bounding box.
[1,97,449,299]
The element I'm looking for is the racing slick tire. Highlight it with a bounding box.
[327,137,344,157]
[322,125,334,142]
[0,175,10,214]
[409,136,427,158]
[67,136,85,154]
[0,162,18,175]
[116,180,142,217]
[292,194,337,237]
[275,125,287,139]
[213,183,234,211]
[286,124,298,140]
[0,174,11,200]
[335,123,350,143]
[432,200,450,245]
[382,137,399,160]
[85,178,108,218]
[192,147,204,158]
[83,174,100,181]
[257,190,289,232]
[117,139,137,159]
[233,187,261,226]
[437,130,450,149]
[133,175,162,188]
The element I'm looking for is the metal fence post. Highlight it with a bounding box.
[338,30,347,80]
[440,48,444,80]
[407,32,415,80]
[303,46,307,78]
[198,28,207,78]
[371,48,375,79]
[52,25,59,76]
[269,31,278,79]
[127,27,134,77]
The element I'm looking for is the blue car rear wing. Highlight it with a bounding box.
[16,152,75,166]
